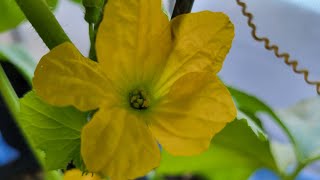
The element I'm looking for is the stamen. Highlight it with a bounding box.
[129,89,150,110]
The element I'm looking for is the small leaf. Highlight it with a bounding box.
[155,117,278,180]
[0,0,58,32]
[277,97,320,162]
[0,44,36,84]
[18,91,87,170]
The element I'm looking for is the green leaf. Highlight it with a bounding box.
[46,170,63,180]
[237,110,268,141]
[18,91,87,170]
[0,44,36,84]
[228,87,302,174]
[0,0,58,32]
[277,97,320,163]
[228,86,282,128]
[155,117,278,180]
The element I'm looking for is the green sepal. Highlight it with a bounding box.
[83,0,103,7]
[0,0,58,32]
[83,0,104,24]
[84,7,102,24]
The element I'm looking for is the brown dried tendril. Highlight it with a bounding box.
[236,0,320,95]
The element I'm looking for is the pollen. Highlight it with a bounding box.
[129,88,150,110]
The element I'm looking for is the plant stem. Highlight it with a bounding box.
[171,0,195,19]
[14,0,71,49]
[88,23,97,61]
[87,0,107,61]
[284,156,320,180]
[0,64,19,119]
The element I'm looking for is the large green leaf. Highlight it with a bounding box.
[0,0,58,32]
[155,117,278,180]
[18,91,87,170]
[0,44,36,84]
[277,97,320,163]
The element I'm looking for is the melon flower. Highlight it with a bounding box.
[33,0,236,179]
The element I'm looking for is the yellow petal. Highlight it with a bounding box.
[154,11,234,97]
[63,169,101,180]
[96,0,171,85]
[81,104,160,179]
[150,72,236,156]
[33,43,113,111]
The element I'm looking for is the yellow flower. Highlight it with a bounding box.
[33,0,236,179]
[64,169,101,180]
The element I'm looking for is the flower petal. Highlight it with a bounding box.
[81,105,160,179]
[150,72,236,156]
[33,43,111,111]
[154,11,234,96]
[63,169,101,180]
[96,0,171,84]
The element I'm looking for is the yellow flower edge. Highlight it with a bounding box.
[63,169,101,180]
[33,0,236,179]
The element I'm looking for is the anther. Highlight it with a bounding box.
[129,89,150,110]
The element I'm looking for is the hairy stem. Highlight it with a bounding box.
[14,0,71,49]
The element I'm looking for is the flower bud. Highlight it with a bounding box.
[82,0,104,24]
[82,0,104,8]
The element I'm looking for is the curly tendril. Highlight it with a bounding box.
[236,0,320,95]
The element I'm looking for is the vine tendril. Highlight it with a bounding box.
[236,0,320,95]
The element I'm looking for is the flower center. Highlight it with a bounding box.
[129,88,150,110]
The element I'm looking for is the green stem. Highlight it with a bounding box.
[0,64,19,119]
[14,0,71,49]
[87,0,107,61]
[285,156,320,180]
[287,164,305,180]
[88,23,97,61]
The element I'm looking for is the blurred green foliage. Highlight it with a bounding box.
[277,98,320,164]
[0,0,58,32]
[0,44,36,84]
